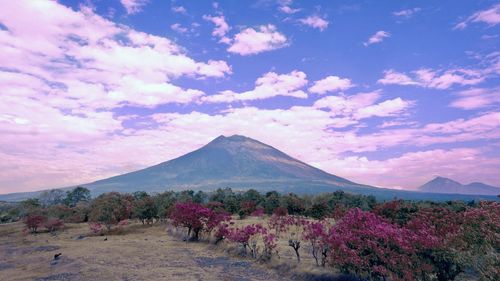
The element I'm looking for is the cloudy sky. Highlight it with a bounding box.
[0,0,499,194]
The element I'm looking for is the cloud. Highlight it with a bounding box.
[203,14,231,43]
[393,8,421,18]
[455,4,500,29]
[313,90,413,121]
[450,87,500,110]
[299,16,329,31]
[171,23,188,33]
[279,6,301,14]
[378,68,485,89]
[320,147,500,190]
[120,0,148,15]
[377,70,418,86]
[227,25,288,55]
[203,70,307,103]
[363,31,390,46]
[309,75,353,94]
[171,6,187,14]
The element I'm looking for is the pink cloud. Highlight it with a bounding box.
[313,90,413,122]
[171,6,187,15]
[455,4,500,29]
[299,16,329,31]
[378,68,485,89]
[227,25,288,55]
[171,23,188,33]
[203,70,308,103]
[363,31,390,46]
[120,0,149,15]
[309,75,354,94]
[393,8,421,18]
[450,87,500,110]
[279,6,301,14]
[203,14,231,43]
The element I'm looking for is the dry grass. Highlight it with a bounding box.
[0,221,292,281]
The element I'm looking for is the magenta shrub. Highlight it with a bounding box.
[44,217,64,232]
[24,214,46,233]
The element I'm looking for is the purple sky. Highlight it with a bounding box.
[0,0,499,194]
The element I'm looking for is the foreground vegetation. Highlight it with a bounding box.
[1,187,498,281]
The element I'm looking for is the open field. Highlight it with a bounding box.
[0,221,298,281]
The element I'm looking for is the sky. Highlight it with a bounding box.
[0,0,499,194]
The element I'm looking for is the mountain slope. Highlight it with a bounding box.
[1,136,499,202]
[419,176,500,195]
[84,135,361,193]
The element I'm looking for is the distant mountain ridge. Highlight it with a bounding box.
[0,135,498,202]
[419,176,500,196]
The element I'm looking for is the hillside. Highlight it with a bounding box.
[0,136,498,202]
[419,176,500,196]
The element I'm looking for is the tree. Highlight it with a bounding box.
[283,193,305,215]
[64,187,91,207]
[89,192,133,230]
[242,189,263,205]
[133,191,149,200]
[153,191,176,220]
[24,214,46,233]
[44,217,64,233]
[133,195,158,225]
[39,189,65,207]
[308,202,328,219]
[169,202,213,241]
[263,191,281,214]
[193,191,207,204]
[326,208,422,281]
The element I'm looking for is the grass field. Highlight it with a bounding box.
[0,217,344,281]
[0,221,295,281]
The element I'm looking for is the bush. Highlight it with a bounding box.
[24,214,46,233]
[326,208,419,281]
[169,202,213,241]
[44,217,64,232]
[133,195,158,225]
[89,192,133,230]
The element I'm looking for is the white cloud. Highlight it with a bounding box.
[279,6,301,14]
[299,16,329,31]
[377,70,418,86]
[455,4,500,29]
[203,70,308,103]
[171,23,188,33]
[171,6,187,14]
[313,90,413,121]
[120,0,148,15]
[450,87,500,110]
[203,14,231,43]
[227,25,288,55]
[363,30,390,46]
[309,75,353,94]
[378,68,485,89]
[393,8,421,18]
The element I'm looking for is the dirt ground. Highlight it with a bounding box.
[0,222,293,281]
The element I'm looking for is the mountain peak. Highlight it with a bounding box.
[431,176,459,184]
[419,176,500,196]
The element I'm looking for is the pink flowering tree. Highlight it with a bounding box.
[269,215,305,262]
[326,208,419,281]
[227,224,261,256]
[24,214,46,233]
[169,202,213,241]
[303,220,331,266]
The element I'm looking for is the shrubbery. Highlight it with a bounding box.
[11,187,499,281]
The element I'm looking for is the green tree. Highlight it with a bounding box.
[263,191,281,214]
[89,192,133,230]
[64,186,91,207]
